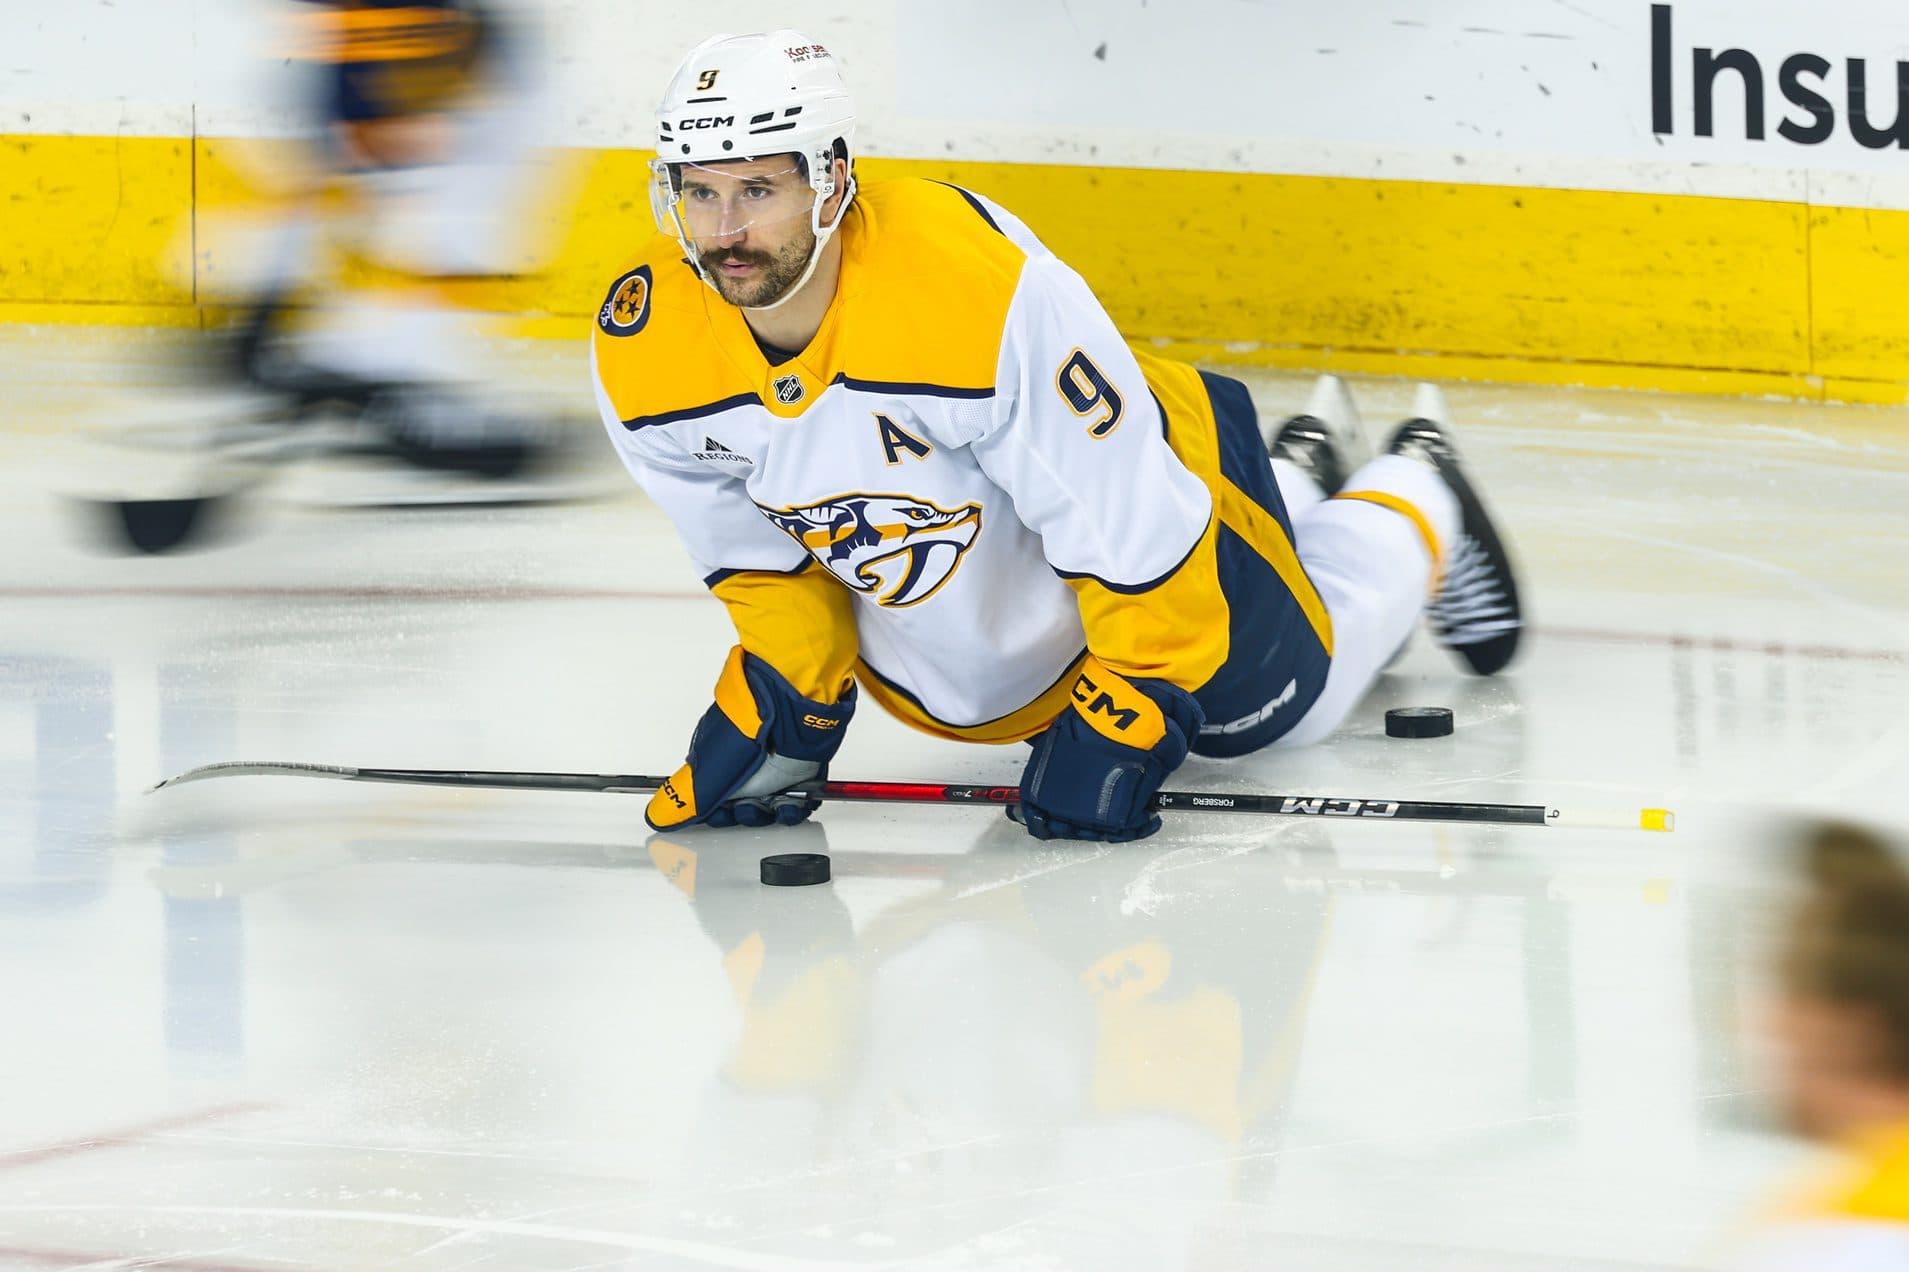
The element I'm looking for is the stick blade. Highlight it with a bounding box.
[150,760,357,793]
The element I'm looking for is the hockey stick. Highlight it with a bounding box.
[149,761,1675,832]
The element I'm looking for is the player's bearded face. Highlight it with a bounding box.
[676,159,821,308]
[700,224,817,308]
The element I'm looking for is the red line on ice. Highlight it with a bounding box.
[0,1246,304,1272]
[0,1101,272,1173]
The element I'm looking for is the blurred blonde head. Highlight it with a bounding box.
[1771,820,1909,1141]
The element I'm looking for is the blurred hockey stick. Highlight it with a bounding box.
[150,761,1674,832]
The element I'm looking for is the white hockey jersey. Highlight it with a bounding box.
[592,179,1329,742]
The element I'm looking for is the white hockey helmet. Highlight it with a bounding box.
[650,31,858,310]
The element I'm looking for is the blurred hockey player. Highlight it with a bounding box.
[235,0,561,486]
[592,30,1524,843]
[1732,821,1909,1271]
[75,2,580,555]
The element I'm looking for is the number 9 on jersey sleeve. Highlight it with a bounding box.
[1056,348,1125,438]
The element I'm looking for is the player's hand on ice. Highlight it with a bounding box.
[1010,658,1203,842]
[646,648,854,831]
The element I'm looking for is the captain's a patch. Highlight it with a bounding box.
[598,266,653,337]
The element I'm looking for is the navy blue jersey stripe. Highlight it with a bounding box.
[932,181,1005,235]
[624,392,762,431]
[1051,513,1210,595]
[702,558,813,590]
[629,383,988,429]
[833,374,994,399]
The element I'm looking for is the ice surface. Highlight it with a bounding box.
[3,327,1907,1270]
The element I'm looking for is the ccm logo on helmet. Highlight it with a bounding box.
[678,116,735,130]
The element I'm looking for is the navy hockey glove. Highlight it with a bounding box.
[647,648,854,831]
[1010,657,1204,842]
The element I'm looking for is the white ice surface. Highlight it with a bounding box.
[3,327,1908,1271]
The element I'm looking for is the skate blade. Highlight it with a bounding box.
[1411,382,1452,426]
[1303,373,1370,467]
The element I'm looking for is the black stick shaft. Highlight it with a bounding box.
[151,762,1618,829]
[821,779,1551,826]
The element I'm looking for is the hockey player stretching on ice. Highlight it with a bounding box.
[592,31,1524,843]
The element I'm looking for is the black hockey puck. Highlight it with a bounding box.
[1385,707,1455,738]
[760,853,831,887]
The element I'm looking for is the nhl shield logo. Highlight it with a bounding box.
[772,374,805,404]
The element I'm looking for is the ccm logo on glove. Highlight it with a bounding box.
[1013,655,1202,843]
[1068,667,1170,749]
[1074,673,1141,728]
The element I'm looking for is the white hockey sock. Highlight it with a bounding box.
[1273,456,1459,748]
[1270,455,1327,517]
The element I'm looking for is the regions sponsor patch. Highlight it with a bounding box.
[693,436,751,465]
[597,266,653,337]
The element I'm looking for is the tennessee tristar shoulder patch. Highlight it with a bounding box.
[598,266,653,337]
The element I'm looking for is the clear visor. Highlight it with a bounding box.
[650,158,818,249]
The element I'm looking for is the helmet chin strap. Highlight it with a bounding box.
[739,174,856,314]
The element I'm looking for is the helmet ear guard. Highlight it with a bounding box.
[796,138,849,201]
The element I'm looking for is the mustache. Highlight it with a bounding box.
[705,247,775,267]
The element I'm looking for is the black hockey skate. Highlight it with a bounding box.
[1264,373,1369,496]
[1384,385,1523,676]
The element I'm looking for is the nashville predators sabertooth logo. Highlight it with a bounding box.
[762,494,982,608]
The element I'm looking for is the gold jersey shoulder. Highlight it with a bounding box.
[591,236,741,428]
[593,180,1030,429]
[828,178,1029,391]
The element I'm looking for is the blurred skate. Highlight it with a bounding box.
[1384,384,1524,676]
[1264,373,1371,496]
